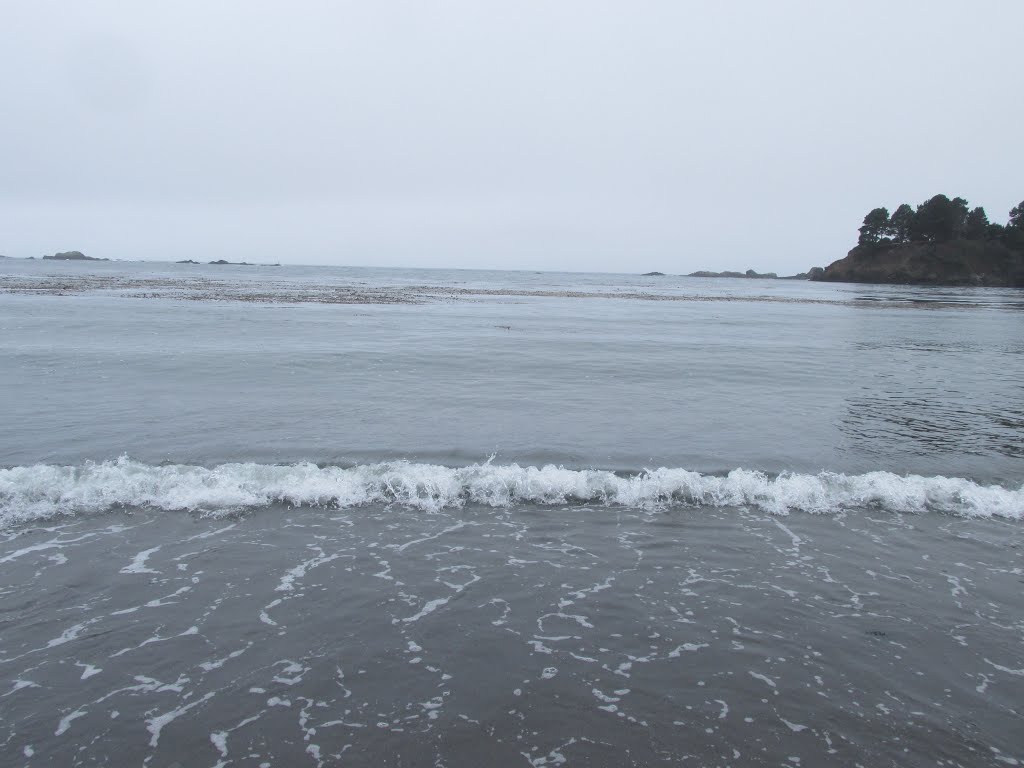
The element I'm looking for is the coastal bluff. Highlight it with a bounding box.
[813,195,1024,286]
[815,241,1024,287]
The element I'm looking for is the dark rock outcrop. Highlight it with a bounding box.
[813,241,1024,287]
[779,267,824,280]
[177,259,200,264]
[42,251,106,261]
[642,271,665,276]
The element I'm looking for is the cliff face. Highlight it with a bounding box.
[814,241,1024,287]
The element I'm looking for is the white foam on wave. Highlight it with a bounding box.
[0,457,1021,527]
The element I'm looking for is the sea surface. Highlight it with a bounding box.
[1,259,1023,766]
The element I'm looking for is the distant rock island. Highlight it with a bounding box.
[814,195,1024,286]
[642,271,665,276]
[42,250,108,261]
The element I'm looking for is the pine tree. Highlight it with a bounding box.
[888,204,914,243]
[909,195,964,242]
[858,207,890,246]
[964,207,989,239]
[1009,201,1024,230]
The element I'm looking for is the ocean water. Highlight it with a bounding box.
[1,259,1023,766]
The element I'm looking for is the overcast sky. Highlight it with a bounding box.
[2,1,1021,274]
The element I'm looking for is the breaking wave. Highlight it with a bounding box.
[1,457,1022,527]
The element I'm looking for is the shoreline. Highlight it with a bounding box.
[2,503,1021,766]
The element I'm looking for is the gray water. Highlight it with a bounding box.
[1,259,1023,766]
[3,259,1023,480]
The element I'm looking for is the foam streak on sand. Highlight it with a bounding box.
[0,458,1022,526]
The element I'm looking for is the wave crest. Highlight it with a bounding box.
[1,458,1021,526]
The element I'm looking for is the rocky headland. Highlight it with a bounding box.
[816,241,1024,287]
[813,195,1024,286]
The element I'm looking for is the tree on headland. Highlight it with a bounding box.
[888,204,915,243]
[1005,201,1024,249]
[986,222,1006,240]
[853,195,1023,249]
[908,194,968,242]
[1010,201,1024,230]
[858,207,890,245]
[964,207,989,240]
[951,198,970,239]
[823,194,1024,286]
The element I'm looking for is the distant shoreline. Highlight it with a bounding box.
[0,268,993,310]
[2,252,811,277]
[684,268,821,280]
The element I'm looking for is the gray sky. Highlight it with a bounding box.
[2,1,1022,274]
